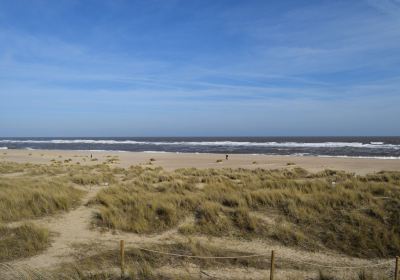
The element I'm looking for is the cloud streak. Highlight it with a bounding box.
[0,0,399,136]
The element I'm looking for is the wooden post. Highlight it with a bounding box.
[395,256,399,280]
[270,250,275,280]
[120,240,125,278]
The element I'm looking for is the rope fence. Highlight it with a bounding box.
[136,247,271,259]
[118,240,400,280]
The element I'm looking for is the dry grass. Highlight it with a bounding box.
[48,239,391,280]
[0,161,31,174]
[50,240,270,280]
[92,167,400,258]
[0,161,398,279]
[0,176,84,222]
[0,161,130,223]
[0,223,50,262]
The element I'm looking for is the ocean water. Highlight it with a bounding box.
[0,137,400,159]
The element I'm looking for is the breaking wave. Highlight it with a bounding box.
[0,139,399,149]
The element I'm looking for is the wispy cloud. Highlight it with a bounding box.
[0,0,399,135]
[366,0,400,16]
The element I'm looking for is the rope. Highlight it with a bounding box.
[127,245,395,269]
[134,247,270,259]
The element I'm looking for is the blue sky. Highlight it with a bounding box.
[0,0,399,136]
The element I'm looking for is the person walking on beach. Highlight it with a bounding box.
[226,154,229,160]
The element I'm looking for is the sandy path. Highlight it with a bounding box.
[4,184,189,270]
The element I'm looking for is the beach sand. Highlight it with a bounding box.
[1,149,400,174]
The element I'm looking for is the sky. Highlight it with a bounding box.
[0,0,399,137]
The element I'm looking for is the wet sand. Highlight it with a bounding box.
[1,149,400,174]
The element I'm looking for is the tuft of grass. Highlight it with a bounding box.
[0,223,50,261]
[0,176,84,222]
[93,188,198,233]
[0,161,29,173]
[70,171,115,185]
[104,156,120,165]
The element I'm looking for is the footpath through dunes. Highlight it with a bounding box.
[0,160,399,279]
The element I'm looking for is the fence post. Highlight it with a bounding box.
[120,240,125,278]
[270,250,275,280]
[395,256,399,280]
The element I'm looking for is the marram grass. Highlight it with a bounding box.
[92,167,400,258]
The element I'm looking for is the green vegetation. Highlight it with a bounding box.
[0,223,50,262]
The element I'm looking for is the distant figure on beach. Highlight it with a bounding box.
[90,154,92,159]
[226,154,229,160]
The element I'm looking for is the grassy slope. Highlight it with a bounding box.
[0,161,122,223]
[0,161,397,279]
[0,161,94,262]
[92,166,400,258]
[0,176,84,222]
[0,223,50,262]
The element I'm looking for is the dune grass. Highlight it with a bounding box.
[50,239,391,280]
[0,176,84,222]
[0,161,127,224]
[0,223,50,262]
[51,240,270,280]
[0,161,397,278]
[92,166,400,258]
[0,161,124,267]
[1,160,399,262]
[0,161,31,174]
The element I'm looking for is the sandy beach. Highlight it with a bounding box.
[1,149,400,174]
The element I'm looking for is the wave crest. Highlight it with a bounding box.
[0,139,399,149]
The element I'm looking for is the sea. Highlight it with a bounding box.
[0,137,400,159]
